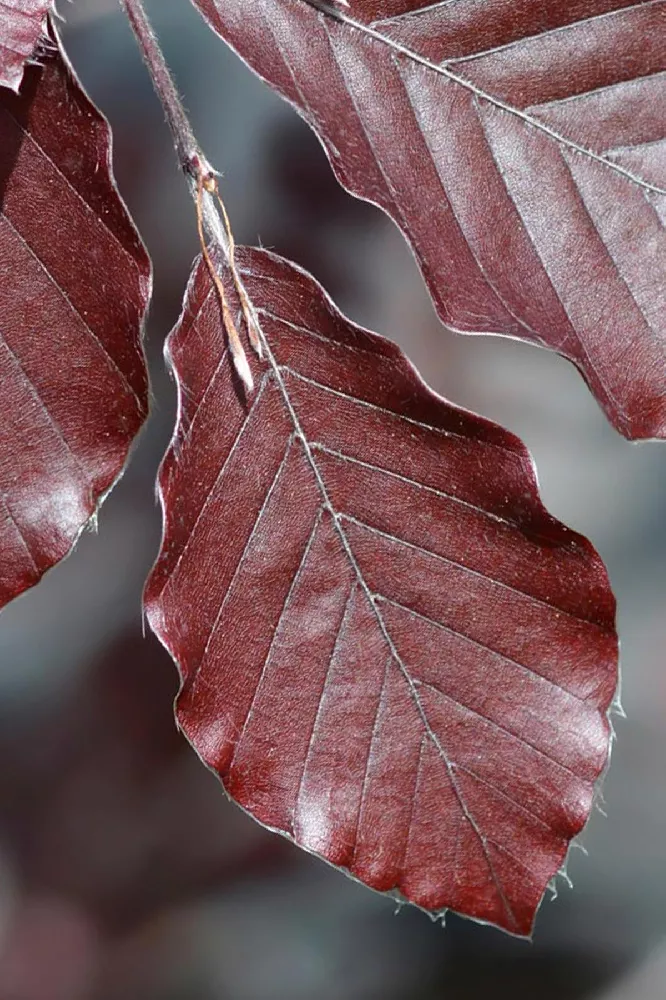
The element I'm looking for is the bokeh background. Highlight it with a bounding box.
[0,1,665,997]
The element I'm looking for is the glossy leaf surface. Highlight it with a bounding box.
[0,1,52,92]
[192,0,666,440]
[0,29,150,610]
[146,246,618,935]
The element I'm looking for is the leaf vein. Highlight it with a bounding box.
[376,595,593,705]
[189,434,298,695]
[0,490,39,576]
[0,333,90,493]
[340,512,607,631]
[417,677,588,781]
[229,507,325,773]
[350,654,391,865]
[454,761,571,838]
[2,106,144,275]
[155,372,273,602]
[294,583,357,829]
[299,0,666,195]
[0,212,144,413]
[252,301,519,929]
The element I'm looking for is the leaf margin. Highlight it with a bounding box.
[145,242,620,938]
[0,16,152,610]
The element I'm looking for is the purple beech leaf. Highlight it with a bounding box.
[0,1,53,92]
[190,0,666,440]
[0,24,150,610]
[145,245,618,936]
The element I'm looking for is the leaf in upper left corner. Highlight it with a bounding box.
[0,23,150,610]
[0,1,53,92]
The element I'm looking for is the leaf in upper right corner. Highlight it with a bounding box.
[146,244,619,937]
[0,1,53,92]
[191,0,666,440]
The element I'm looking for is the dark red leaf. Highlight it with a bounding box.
[0,27,150,610]
[0,1,52,92]
[145,246,618,936]
[191,0,666,440]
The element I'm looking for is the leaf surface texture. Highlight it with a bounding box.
[146,246,618,935]
[192,0,666,439]
[0,27,150,609]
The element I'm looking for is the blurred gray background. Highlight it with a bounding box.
[0,1,664,997]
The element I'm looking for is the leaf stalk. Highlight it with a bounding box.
[119,0,258,390]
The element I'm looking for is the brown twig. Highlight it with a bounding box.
[195,171,254,391]
[207,178,262,358]
[119,0,257,390]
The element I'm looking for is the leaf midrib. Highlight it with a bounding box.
[252,309,519,930]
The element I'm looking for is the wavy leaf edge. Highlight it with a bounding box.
[146,243,620,937]
[0,19,152,610]
[190,0,666,441]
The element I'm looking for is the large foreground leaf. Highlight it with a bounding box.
[0,1,52,92]
[192,0,666,440]
[0,27,150,609]
[146,246,618,935]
